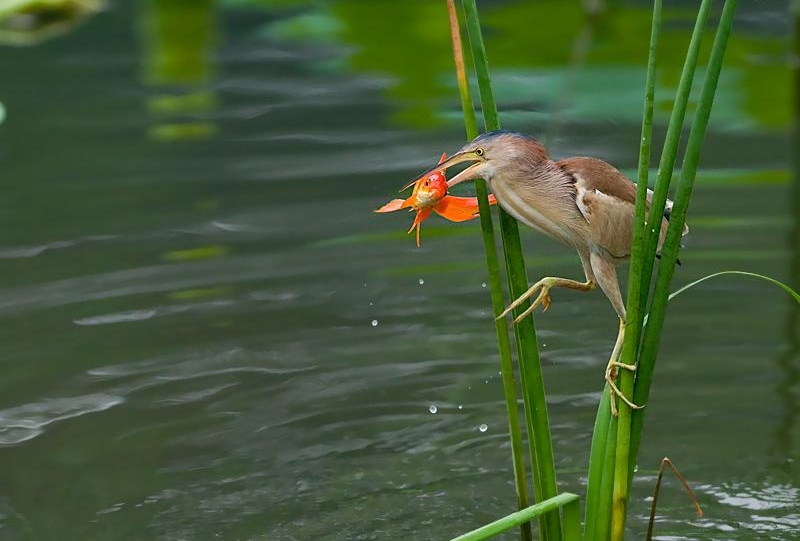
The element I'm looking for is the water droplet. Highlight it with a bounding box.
[418,278,425,285]
[458,405,463,410]
[369,302,373,306]
[479,424,488,433]
[481,282,487,288]
[371,319,378,327]
[429,404,438,414]
[542,343,547,347]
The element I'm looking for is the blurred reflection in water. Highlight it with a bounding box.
[140,0,218,141]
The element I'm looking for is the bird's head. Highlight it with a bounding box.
[417,131,549,189]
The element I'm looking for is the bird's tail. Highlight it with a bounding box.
[663,199,689,236]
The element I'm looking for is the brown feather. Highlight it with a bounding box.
[558,156,674,261]
[557,157,637,205]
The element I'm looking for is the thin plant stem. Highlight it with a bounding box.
[610,1,662,538]
[630,0,741,479]
[446,0,478,140]
[445,3,531,540]
[667,271,800,304]
[645,458,703,541]
[636,0,714,320]
[460,1,561,539]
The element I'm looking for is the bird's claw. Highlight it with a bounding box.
[604,362,644,417]
[512,287,551,324]
[497,279,557,323]
[496,276,593,323]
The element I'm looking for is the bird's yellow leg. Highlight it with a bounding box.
[497,277,596,324]
[603,319,643,417]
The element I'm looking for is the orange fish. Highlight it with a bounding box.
[375,153,496,246]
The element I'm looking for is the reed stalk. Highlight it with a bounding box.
[629,0,741,477]
[459,1,562,539]
[450,493,580,541]
[444,1,746,539]
[636,0,713,321]
[586,0,737,537]
[609,0,662,537]
[445,3,531,540]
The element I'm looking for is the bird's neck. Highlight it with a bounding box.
[488,157,574,194]
[488,158,579,245]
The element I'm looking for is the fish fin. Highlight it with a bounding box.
[433,196,484,222]
[437,152,447,165]
[407,208,432,246]
[376,197,415,213]
[375,198,406,213]
[433,194,495,222]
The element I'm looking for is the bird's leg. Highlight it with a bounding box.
[587,252,643,417]
[603,318,643,417]
[497,277,596,324]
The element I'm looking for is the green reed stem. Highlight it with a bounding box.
[630,0,740,477]
[450,493,580,541]
[636,0,714,320]
[460,1,561,540]
[583,385,612,539]
[445,3,531,540]
[595,418,618,540]
[609,1,662,538]
[587,1,723,537]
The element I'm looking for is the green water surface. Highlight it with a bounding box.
[0,1,797,539]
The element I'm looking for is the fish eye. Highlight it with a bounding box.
[475,147,485,157]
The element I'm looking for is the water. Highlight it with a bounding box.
[0,1,797,539]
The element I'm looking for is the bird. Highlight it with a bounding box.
[427,130,687,416]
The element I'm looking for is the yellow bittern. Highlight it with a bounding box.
[429,130,687,416]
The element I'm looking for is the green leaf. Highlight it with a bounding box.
[667,271,800,304]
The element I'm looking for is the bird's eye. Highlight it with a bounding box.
[475,147,485,157]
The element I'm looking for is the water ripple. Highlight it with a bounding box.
[705,482,798,511]
[74,309,158,325]
[0,394,124,446]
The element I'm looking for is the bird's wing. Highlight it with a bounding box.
[559,157,688,259]
[559,157,653,259]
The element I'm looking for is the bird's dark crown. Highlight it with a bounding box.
[473,130,538,144]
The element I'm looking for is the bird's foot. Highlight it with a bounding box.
[496,277,558,324]
[513,287,552,324]
[497,276,595,324]
[604,360,643,417]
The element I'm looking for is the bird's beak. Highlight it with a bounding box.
[406,150,484,191]
[439,150,485,188]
